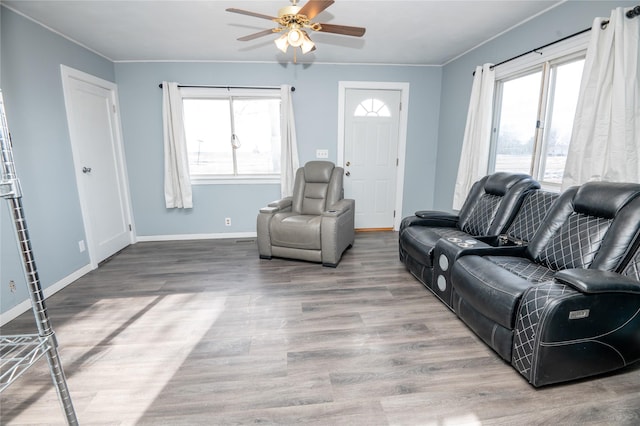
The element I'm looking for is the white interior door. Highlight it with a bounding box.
[61,66,133,266]
[343,88,402,229]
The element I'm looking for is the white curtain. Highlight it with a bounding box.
[562,7,640,190]
[280,84,299,197]
[452,64,496,210]
[162,81,193,208]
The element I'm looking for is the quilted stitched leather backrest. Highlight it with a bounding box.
[505,190,559,243]
[622,246,640,280]
[458,172,540,236]
[539,212,613,270]
[291,161,343,215]
[459,193,502,235]
[527,182,640,272]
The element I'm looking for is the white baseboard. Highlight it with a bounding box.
[0,263,94,326]
[136,232,257,242]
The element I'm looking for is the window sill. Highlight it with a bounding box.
[191,176,280,185]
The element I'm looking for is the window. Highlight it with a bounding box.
[490,56,585,188]
[354,98,391,117]
[488,32,589,190]
[181,87,281,182]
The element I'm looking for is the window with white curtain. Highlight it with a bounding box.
[489,54,585,189]
[181,87,281,183]
[488,32,589,190]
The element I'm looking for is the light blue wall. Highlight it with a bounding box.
[434,0,639,211]
[1,7,115,314]
[115,62,442,236]
[1,4,441,316]
[2,0,634,317]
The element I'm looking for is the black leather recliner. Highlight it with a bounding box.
[399,172,540,290]
[430,189,559,309]
[449,182,640,381]
[512,246,640,386]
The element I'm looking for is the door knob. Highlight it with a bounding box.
[82,167,92,174]
[345,171,351,176]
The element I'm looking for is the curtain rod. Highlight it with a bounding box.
[158,83,295,91]
[474,5,640,75]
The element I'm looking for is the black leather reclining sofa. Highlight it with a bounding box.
[399,172,541,298]
[399,173,640,387]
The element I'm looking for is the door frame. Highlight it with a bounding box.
[338,81,409,231]
[60,65,135,269]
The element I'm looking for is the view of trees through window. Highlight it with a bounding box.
[492,56,585,186]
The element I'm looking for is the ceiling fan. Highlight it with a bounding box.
[226,0,366,61]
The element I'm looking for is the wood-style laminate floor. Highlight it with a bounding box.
[1,232,639,425]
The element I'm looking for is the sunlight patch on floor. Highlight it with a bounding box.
[6,292,226,424]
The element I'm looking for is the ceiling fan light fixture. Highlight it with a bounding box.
[228,0,367,61]
[287,28,304,47]
[300,31,315,54]
[275,33,289,53]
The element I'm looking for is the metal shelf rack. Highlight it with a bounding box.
[0,91,78,424]
[1,335,51,392]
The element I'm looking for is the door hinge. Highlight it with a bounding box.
[128,224,132,231]
[396,158,399,166]
[399,102,402,111]
[112,105,117,114]
[393,210,396,218]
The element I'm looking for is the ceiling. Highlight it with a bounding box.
[3,0,564,65]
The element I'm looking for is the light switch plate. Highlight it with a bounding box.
[316,149,329,159]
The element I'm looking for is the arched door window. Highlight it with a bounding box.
[354,98,391,117]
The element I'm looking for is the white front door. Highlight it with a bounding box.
[342,88,403,229]
[61,66,133,266]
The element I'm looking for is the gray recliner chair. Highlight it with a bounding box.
[257,161,355,267]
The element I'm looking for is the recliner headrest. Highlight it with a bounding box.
[573,182,640,218]
[484,172,533,196]
[304,161,335,183]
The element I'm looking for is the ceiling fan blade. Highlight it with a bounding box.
[298,0,335,20]
[226,8,278,21]
[317,23,366,37]
[237,29,277,42]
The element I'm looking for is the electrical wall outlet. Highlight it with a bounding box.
[78,240,86,252]
[225,217,231,226]
[9,280,16,293]
[316,149,329,159]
